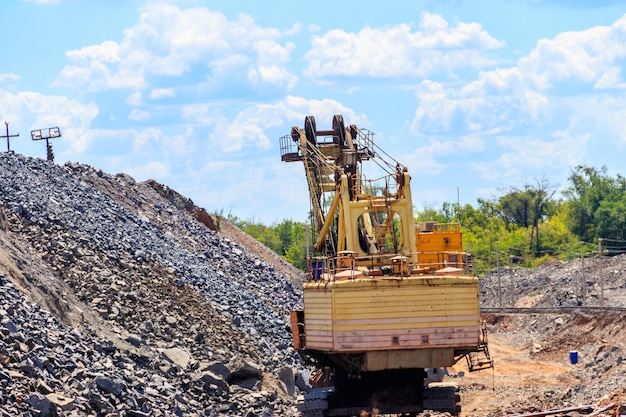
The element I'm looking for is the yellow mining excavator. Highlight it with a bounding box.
[280,115,492,417]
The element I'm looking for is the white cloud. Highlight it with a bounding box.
[132,127,163,151]
[518,14,626,90]
[600,98,626,143]
[0,73,20,83]
[411,78,533,136]
[127,91,143,106]
[168,127,194,157]
[402,14,626,199]
[54,4,298,94]
[403,133,486,177]
[126,160,171,180]
[248,65,298,90]
[128,109,150,121]
[307,24,322,33]
[56,41,145,91]
[63,128,121,155]
[181,104,223,126]
[150,88,175,100]
[412,14,626,142]
[207,110,271,153]
[0,89,98,154]
[281,96,364,127]
[474,127,590,182]
[248,37,298,89]
[304,12,504,79]
[65,41,121,64]
[203,159,243,174]
[207,96,362,152]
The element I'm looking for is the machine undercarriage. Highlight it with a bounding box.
[298,367,461,417]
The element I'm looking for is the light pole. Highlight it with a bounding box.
[493,241,501,308]
[598,238,604,307]
[31,127,61,161]
[580,242,586,306]
[4,122,19,151]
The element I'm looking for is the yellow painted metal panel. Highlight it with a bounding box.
[332,308,479,320]
[333,309,479,321]
[333,286,478,320]
[304,276,480,352]
[333,296,477,310]
[332,289,475,300]
[302,274,481,353]
[333,318,479,331]
[365,348,455,370]
[336,329,479,340]
[335,326,479,346]
[303,287,334,350]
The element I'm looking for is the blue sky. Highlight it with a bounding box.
[2,0,626,224]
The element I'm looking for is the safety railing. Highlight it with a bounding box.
[306,250,474,282]
[350,173,401,202]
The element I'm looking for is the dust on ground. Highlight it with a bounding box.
[451,311,626,417]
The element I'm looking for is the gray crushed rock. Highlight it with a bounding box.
[0,152,303,416]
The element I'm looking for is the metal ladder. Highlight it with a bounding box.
[466,323,494,372]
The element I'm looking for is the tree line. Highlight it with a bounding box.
[222,165,626,274]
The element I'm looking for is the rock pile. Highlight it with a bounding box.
[480,255,626,309]
[0,274,298,416]
[0,152,305,416]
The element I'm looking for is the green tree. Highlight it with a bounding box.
[498,188,532,229]
[537,203,579,261]
[275,219,296,255]
[415,206,449,223]
[595,197,626,240]
[497,178,558,257]
[456,200,510,274]
[283,222,307,270]
[564,165,626,242]
[527,178,559,256]
[228,216,310,271]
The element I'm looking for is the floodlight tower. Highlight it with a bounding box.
[31,127,61,162]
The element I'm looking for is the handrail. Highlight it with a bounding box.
[306,250,475,282]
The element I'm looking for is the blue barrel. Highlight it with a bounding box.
[312,261,323,280]
[569,350,578,364]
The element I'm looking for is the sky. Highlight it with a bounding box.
[2,0,626,224]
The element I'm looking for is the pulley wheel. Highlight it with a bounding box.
[305,116,317,145]
[333,114,346,148]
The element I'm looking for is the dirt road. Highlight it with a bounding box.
[449,313,625,417]
[452,334,580,416]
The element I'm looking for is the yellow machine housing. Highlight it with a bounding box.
[416,222,470,271]
[297,275,480,371]
[281,115,491,416]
